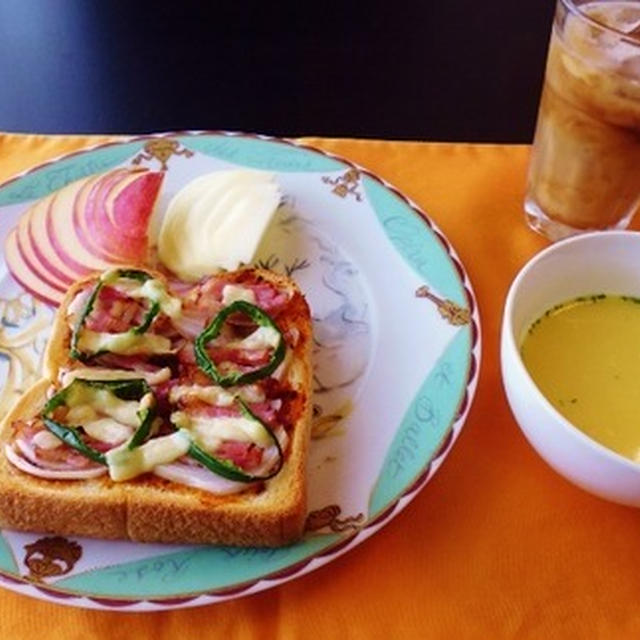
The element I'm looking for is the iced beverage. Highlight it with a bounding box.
[525,0,640,240]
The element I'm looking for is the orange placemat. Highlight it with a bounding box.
[1,132,639,639]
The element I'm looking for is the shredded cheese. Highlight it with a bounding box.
[76,330,172,356]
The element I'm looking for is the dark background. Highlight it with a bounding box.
[0,1,556,142]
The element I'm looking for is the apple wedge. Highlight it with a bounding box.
[6,167,164,308]
[57,172,122,272]
[81,169,163,263]
[16,194,72,291]
[99,169,163,262]
[30,186,93,284]
[5,229,64,306]
[74,169,130,262]
[109,169,164,236]
[52,167,163,269]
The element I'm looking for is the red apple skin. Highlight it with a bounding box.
[112,170,163,234]
[99,171,163,262]
[5,229,63,307]
[47,168,163,272]
[27,211,76,286]
[84,169,163,263]
[48,173,112,275]
[78,169,130,262]
[16,196,71,291]
[16,226,67,294]
[7,167,164,308]
[26,190,81,286]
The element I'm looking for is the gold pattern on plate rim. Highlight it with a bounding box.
[131,138,194,171]
[415,285,470,326]
[0,295,53,419]
[322,169,363,201]
[23,536,82,581]
[305,505,365,534]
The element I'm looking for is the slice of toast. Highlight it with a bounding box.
[126,353,311,546]
[0,379,128,540]
[0,267,313,546]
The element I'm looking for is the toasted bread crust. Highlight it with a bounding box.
[1,267,313,546]
[0,379,128,539]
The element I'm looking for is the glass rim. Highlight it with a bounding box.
[560,0,640,44]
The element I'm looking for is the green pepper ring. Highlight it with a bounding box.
[194,300,286,387]
[42,378,156,466]
[183,398,284,482]
[70,269,161,362]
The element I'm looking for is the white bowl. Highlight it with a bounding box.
[501,230,640,506]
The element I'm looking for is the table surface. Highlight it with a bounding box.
[5,1,640,635]
[0,0,555,141]
[1,133,640,638]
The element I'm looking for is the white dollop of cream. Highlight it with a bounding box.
[157,170,281,280]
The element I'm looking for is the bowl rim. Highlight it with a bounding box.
[503,230,640,475]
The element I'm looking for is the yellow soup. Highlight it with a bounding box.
[520,295,640,461]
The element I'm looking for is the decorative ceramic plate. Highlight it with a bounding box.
[0,132,480,610]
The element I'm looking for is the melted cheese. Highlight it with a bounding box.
[109,276,182,319]
[168,383,265,405]
[169,385,235,406]
[83,418,133,444]
[106,430,191,481]
[32,430,63,450]
[65,387,141,427]
[171,410,272,449]
[236,325,281,350]
[65,404,98,424]
[221,284,257,306]
[60,366,172,387]
[76,330,172,355]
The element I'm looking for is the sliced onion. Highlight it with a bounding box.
[171,311,207,339]
[153,426,289,494]
[272,350,291,381]
[253,444,283,477]
[14,438,95,472]
[66,287,92,319]
[285,327,300,347]
[31,429,64,450]
[15,437,61,468]
[60,366,172,387]
[254,424,289,476]
[167,278,197,296]
[5,445,107,480]
[169,382,266,405]
[153,461,248,495]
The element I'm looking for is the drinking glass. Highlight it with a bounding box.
[525,0,640,240]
